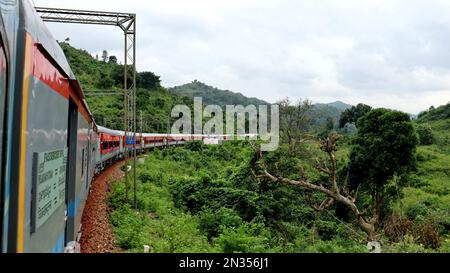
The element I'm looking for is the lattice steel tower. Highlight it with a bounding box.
[35,7,138,209]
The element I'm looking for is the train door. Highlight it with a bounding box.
[85,128,90,190]
[65,98,78,245]
[0,21,8,252]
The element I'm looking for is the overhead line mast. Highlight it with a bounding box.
[35,7,138,209]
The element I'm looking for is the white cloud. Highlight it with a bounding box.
[33,0,450,113]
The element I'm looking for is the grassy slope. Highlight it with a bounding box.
[394,118,450,251]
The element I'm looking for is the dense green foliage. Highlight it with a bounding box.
[339,103,372,128]
[109,142,373,253]
[109,118,449,252]
[60,42,193,131]
[277,99,353,140]
[344,109,418,237]
[308,103,348,132]
[416,124,435,145]
[417,103,450,122]
[349,109,418,191]
[390,116,450,251]
[312,101,351,124]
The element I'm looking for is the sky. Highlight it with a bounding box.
[32,0,450,114]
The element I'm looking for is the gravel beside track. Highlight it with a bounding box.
[79,161,124,253]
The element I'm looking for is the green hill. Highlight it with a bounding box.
[60,42,192,132]
[169,80,269,106]
[315,101,352,111]
[169,79,351,131]
[308,102,352,131]
[393,104,450,251]
[417,103,450,123]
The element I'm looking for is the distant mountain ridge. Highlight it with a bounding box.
[315,101,352,111]
[169,80,269,106]
[309,101,352,130]
[169,80,354,130]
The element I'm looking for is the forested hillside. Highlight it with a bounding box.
[170,80,352,132]
[60,42,355,134]
[109,108,450,252]
[417,103,450,122]
[169,80,269,106]
[60,42,191,132]
[60,43,449,253]
[108,103,449,253]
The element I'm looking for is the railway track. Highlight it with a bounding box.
[79,160,125,253]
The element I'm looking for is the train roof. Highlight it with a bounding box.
[21,1,75,80]
[97,126,125,136]
[20,0,95,127]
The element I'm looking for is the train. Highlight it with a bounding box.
[0,0,229,253]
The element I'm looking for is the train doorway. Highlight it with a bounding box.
[65,98,78,245]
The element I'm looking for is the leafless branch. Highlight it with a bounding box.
[255,135,378,241]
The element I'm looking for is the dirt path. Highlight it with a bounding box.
[79,160,124,253]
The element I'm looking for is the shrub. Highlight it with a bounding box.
[185,140,203,151]
[298,237,367,253]
[385,235,430,253]
[198,208,243,240]
[213,223,273,253]
[416,124,435,145]
[384,213,414,242]
[315,220,339,241]
[383,213,441,249]
[145,214,213,253]
[110,206,148,249]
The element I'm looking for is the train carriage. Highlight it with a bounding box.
[97,126,123,171]
[0,0,233,253]
[0,0,98,252]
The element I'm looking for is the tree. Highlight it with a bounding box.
[339,103,372,128]
[342,122,357,135]
[325,117,334,131]
[111,65,133,88]
[254,134,380,242]
[416,124,434,145]
[318,117,335,139]
[255,109,418,244]
[137,71,161,90]
[277,98,312,149]
[348,109,418,228]
[101,50,108,62]
[98,71,114,89]
[108,55,118,64]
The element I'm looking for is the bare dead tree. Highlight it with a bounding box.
[277,98,313,152]
[253,134,380,242]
